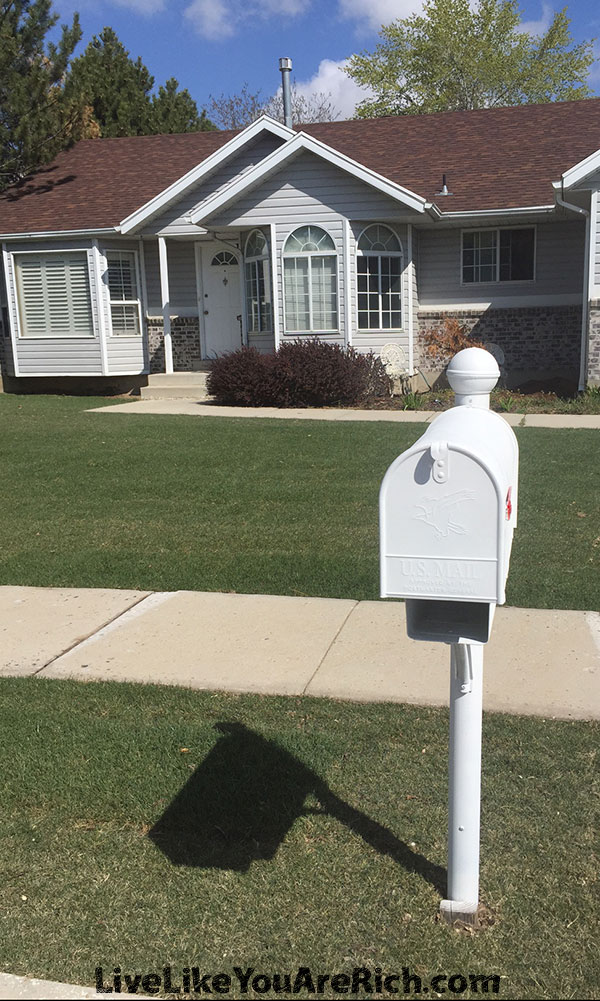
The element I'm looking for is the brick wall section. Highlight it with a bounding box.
[147,316,202,373]
[0,329,8,375]
[416,305,582,384]
[0,312,12,377]
[587,302,600,386]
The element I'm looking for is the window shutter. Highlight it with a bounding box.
[16,254,93,337]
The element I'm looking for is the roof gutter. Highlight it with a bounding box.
[0,227,120,240]
[556,180,590,392]
[437,205,555,219]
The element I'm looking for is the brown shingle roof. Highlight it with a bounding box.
[0,129,238,235]
[2,99,600,234]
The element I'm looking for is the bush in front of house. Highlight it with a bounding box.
[206,346,278,406]
[207,340,393,408]
[421,316,484,367]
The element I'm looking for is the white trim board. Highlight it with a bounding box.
[188,132,428,225]
[0,228,119,240]
[560,147,600,189]
[418,293,582,311]
[120,117,294,236]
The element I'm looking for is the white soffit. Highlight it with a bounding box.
[188,131,427,224]
[119,116,295,235]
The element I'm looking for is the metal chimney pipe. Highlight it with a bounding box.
[279,57,293,129]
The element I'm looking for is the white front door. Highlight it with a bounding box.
[201,246,243,357]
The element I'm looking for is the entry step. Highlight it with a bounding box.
[141,371,213,400]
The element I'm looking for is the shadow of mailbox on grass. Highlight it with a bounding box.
[148,722,446,894]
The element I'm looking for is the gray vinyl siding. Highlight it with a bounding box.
[146,134,284,236]
[0,258,15,375]
[417,220,585,307]
[144,239,198,312]
[595,192,600,295]
[105,336,146,374]
[248,332,275,353]
[412,227,420,314]
[208,152,420,346]
[208,151,421,228]
[6,242,104,375]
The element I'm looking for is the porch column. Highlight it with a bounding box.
[158,236,173,374]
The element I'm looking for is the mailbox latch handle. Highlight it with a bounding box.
[453,644,473,694]
[430,441,449,483]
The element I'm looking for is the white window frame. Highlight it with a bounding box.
[244,229,272,335]
[282,225,339,334]
[356,224,404,332]
[460,225,537,286]
[104,249,143,338]
[12,248,96,340]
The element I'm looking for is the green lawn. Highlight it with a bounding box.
[0,393,598,609]
[0,677,597,999]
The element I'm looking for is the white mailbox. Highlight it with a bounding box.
[379,348,520,925]
[380,349,518,644]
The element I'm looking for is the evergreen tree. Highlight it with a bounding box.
[0,0,82,188]
[152,77,216,134]
[66,27,215,138]
[66,27,155,138]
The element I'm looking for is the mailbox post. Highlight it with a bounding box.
[379,348,519,926]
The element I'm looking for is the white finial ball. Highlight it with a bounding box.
[447,347,500,400]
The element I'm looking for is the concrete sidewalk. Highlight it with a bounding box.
[1,586,598,719]
[89,398,600,427]
[0,973,153,1000]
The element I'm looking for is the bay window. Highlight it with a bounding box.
[15,252,93,338]
[356,225,403,330]
[283,226,337,332]
[106,250,142,335]
[244,230,272,334]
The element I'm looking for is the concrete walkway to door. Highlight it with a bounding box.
[88,398,600,428]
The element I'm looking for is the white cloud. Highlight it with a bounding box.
[295,57,374,119]
[337,0,422,33]
[261,0,310,12]
[184,0,312,40]
[111,0,166,12]
[516,2,554,35]
[587,40,600,82]
[184,0,236,39]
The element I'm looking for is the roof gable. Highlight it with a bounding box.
[120,116,293,234]
[201,149,426,230]
[189,131,427,225]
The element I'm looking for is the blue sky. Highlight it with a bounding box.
[51,0,600,120]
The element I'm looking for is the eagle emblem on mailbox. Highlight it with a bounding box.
[414,490,476,538]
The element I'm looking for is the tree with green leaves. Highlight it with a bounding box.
[0,0,83,188]
[66,27,214,138]
[345,0,595,117]
[152,77,215,134]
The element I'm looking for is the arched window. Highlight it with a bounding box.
[356,225,403,330]
[244,230,272,334]
[283,226,337,332]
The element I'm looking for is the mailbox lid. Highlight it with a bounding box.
[379,407,518,604]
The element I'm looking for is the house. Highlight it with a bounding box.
[2,98,600,393]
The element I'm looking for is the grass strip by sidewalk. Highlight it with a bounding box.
[0,394,598,609]
[0,676,598,999]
